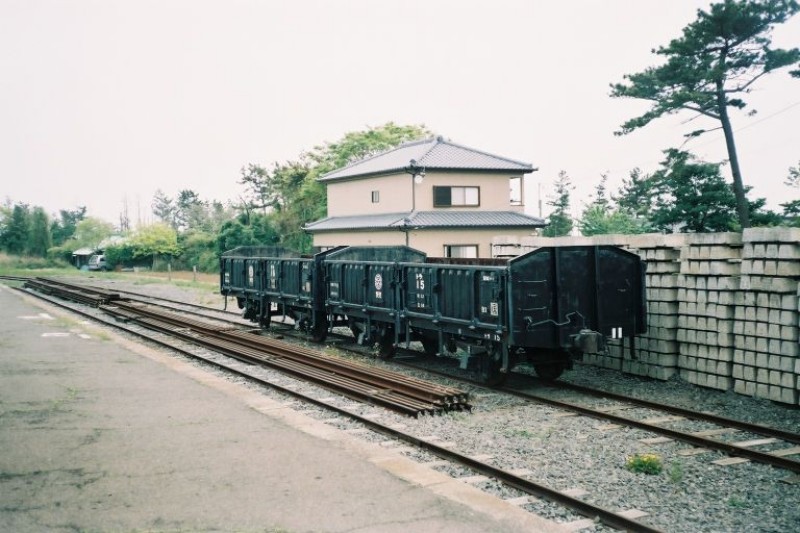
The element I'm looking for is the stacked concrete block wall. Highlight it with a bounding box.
[733,228,800,405]
[676,234,742,391]
[494,229,800,405]
[619,240,683,380]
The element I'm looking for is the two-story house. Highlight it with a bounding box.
[304,136,544,258]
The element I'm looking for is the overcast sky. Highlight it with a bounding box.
[2,0,798,226]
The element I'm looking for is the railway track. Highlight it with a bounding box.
[21,277,468,416]
[52,274,800,476]
[378,354,800,475]
[12,280,665,532]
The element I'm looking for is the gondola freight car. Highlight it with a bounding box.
[220,245,646,385]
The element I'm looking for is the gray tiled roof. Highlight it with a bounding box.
[304,211,545,232]
[319,136,535,182]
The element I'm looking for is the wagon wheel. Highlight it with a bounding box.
[528,348,568,381]
[377,329,396,359]
[309,316,328,343]
[420,336,439,357]
[479,342,507,387]
[533,362,566,381]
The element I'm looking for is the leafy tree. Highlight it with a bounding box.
[542,171,574,237]
[50,206,86,246]
[1,203,31,254]
[611,0,800,228]
[614,168,657,221]
[28,207,52,257]
[130,223,181,257]
[306,122,432,175]
[579,175,651,236]
[152,190,177,229]
[73,217,115,249]
[782,161,800,225]
[238,164,273,214]
[647,149,739,232]
[235,122,430,253]
[216,218,257,255]
[175,189,208,231]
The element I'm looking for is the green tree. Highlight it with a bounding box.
[217,218,257,255]
[28,207,52,257]
[175,189,208,232]
[542,171,574,237]
[73,217,114,249]
[1,203,31,254]
[579,176,650,236]
[611,0,800,228]
[648,150,739,232]
[235,122,430,253]
[614,168,657,222]
[152,190,177,229]
[50,206,86,246]
[782,161,800,225]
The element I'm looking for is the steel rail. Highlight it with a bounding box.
[12,287,662,533]
[536,377,800,445]
[107,300,467,407]
[389,358,800,473]
[24,278,468,414]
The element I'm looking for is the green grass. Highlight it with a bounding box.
[0,253,74,276]
[625,453,664,475]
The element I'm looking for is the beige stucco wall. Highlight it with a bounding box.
[327,174,412,217]
[325,171,525,217]
[313,227,536,258]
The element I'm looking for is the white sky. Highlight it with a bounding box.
[2,0,799,226]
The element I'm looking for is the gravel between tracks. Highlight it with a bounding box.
[77,275,800,532]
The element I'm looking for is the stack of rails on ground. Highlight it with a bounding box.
[493,226,800,406]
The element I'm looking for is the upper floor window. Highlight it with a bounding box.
[433,186,480,207]
[510,177,522,206]
[371,190,380,203]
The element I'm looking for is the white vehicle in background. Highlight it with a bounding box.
[87,254,108,271]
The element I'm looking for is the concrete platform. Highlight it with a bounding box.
[0,286,565,532]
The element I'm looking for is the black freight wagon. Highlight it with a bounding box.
[221,245,646,385]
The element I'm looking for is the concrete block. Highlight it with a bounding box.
[778,244,800,260]
[740,275,798,294]
[779,341,799,357]
[678,355,697,370]
[777,261,800,277]
[756,382,769,398]
[734,379,755,396]
[648,366,676,380]
[743,227,800,244]
[768,386,798,405]
[780,326,798,342]
[687,232,744,246]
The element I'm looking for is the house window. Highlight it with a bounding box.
[371,191,380,203]
[433,186,480,207]
[444,245,478,258]
[510,177,522,206]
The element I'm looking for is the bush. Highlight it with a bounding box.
[0,252,71,271]
[625,453,663,475]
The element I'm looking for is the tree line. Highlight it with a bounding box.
[2,1,798,268]
[0,123,430,272]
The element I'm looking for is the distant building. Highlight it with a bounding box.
[71,247,96,269]
[304,136,543,258]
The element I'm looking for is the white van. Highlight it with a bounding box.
[87,254,108,271]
